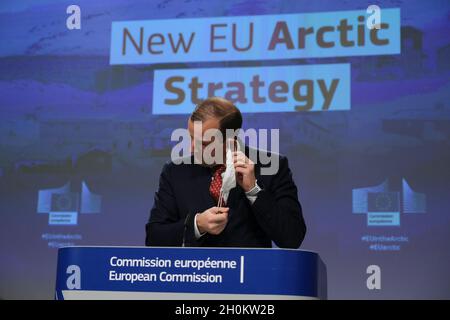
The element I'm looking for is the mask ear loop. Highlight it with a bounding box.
[217,192,223,209]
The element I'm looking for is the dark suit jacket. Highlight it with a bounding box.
[145,147,306,248]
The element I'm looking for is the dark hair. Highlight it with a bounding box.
[190,97,242,134]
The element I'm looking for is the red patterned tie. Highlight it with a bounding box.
[209,165,226,205]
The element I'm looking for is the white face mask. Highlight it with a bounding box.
[220,140,237,204]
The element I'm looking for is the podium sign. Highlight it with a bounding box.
[55,246,326,300]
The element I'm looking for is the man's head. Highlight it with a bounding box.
[188,97,242,165]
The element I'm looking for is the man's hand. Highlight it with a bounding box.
[233,151,256,192]
[196,207,229,235]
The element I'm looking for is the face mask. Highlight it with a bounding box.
[218,139,237,205]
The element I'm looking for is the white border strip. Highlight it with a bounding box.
[62,290,317,300]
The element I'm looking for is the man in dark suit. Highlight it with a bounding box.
[146,97,306,248]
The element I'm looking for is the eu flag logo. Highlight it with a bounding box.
[367,192,400,212]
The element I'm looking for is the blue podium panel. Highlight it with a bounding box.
[55,246,327,300]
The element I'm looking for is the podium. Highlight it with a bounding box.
[55,246,327,300]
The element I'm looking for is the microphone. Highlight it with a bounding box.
[181,213,191,247]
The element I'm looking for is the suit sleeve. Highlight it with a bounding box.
[145,163,200,247]
[250,156,307,249]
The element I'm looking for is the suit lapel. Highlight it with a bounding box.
[193,165,215,210]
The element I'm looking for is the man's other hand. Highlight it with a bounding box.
[196,206,229,235]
